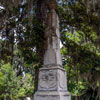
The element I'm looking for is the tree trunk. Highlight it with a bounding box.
[34,0,48,92]
[36,0,48,24]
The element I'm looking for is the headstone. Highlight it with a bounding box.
[34,0,71,100]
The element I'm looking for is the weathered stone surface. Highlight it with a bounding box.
[38,66,67,91]
[34,91,71,100]
[43,0,62,67]
[34,66,71,100]
[34,0,71,100]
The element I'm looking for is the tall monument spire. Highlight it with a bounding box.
[34,0,71,100]
[43,0,62,67]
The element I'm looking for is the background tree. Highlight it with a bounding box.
[1,0,100,100]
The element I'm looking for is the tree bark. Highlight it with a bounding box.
[34,0,49,92]
[36,0,48,24]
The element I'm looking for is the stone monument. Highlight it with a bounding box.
[34,0,71,100]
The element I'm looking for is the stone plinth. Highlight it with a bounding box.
[34,91,71,100]
[34,66,71,100]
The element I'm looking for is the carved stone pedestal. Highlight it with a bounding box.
[34,1,71,100]
[34,66,71,100]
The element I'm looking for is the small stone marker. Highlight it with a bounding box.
[34,0,71,100]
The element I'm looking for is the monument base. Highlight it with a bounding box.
[34,66,71,100]
[34,91,71,100]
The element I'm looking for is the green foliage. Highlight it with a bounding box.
[0,63,34,100]
[1,0,100,100]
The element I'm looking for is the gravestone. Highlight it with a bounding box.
[34,0,71,100]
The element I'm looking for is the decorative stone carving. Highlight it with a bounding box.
[39,70,57,90]
[34,68,71,100]
[38,66,68,91]
[34,0,71,100]
[58,69,67,90]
